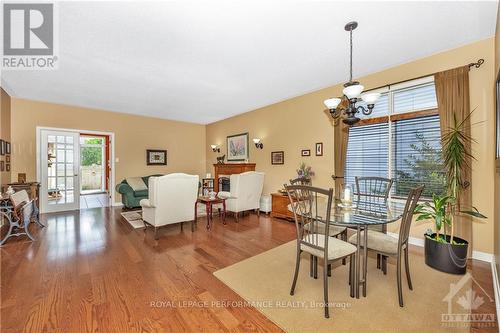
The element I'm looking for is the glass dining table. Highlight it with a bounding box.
[289,198,406,299]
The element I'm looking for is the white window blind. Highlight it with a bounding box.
[391,115,445,198]
[345,122,389,189]
[344,77,444,199]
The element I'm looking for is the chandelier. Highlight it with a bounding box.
[324,21,380,126]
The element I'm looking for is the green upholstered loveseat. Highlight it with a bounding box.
[116,175,163,209]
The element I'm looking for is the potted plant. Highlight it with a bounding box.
[296,162,315,181]
[414,113,486,274]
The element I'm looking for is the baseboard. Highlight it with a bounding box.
[491,256,500,330]
[112,202,123,207]
[387,232,493,263]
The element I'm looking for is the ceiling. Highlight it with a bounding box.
[1,1,498,124]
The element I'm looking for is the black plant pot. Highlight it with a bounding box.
[424,233,468,275]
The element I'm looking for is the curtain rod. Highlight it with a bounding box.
[367,58,484,92]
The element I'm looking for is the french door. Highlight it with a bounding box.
[40,130,80,213]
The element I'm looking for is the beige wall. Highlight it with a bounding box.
[9,99,207,202]
[0,88,12,186]
[494,2,500,270]
[206,37,497,254]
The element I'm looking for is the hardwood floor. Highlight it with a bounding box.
[0,208,497,333]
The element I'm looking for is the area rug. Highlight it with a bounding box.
[214,241,475,333]
[120,210,145,229]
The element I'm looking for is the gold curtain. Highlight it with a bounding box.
[333,120,349,196]
[434,66,472,252]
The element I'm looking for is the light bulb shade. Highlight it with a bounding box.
[252,138,261,144]
[343,84,364,99]
[361,92,380,104]
[324,97,342,109]
[210,145,217,149]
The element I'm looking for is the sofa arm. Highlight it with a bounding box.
[140,199,154,208]
[116,182,133,195]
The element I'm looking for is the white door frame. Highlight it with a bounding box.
[36,126,116,212]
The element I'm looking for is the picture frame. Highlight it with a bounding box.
[301,149,311,157]
[271,151,284,165]
[315,142,323,156]
[6,164,10,172]
[0,140,4,156]
[0,161,3,171]
[227,132,249,161]
[146,149,167,165]
[18,173,27,183]
[5,142,10,154]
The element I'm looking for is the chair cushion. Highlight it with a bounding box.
[301,234,357,260]
[304,222,346,237]
[133,190,148,197]
[348,230,399,255]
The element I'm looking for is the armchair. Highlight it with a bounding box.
[219,171,264,222]
[140,173,199,239]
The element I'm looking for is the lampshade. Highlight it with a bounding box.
[210,144,218,149]
[343,84,364,99]
[324,98,342,110]
[252,138,261,144]
[361,92,381,104]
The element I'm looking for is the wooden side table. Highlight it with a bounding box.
[270,193,294,221]
[195,196,226,230]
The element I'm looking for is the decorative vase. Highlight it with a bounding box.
[424,233,468,275]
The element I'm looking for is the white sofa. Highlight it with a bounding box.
[219,171,265,222]
[140,173,199,239]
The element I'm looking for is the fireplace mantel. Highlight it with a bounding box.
[213,163,256,192]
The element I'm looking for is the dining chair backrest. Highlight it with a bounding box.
[355,177,394,202]
[398,185,425,248]
[289,177,312,186]
[285,184,334,258]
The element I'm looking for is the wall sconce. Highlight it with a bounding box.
[210,144,220,153]
[253,138,263,149]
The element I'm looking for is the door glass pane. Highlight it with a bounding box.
[57,163,65,176]
[57,136,65,143]
[66,177,74,190]
[57,149,65,163]
[66,150,73,163]
[57,177,65,190]
[66,190,74,203]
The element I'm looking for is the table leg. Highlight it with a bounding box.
[222,200,226,225]
[206,202,211,230]
[355,226,361,299]
[363,225,368,297]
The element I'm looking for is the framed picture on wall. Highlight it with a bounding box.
[227,132,249,161]
[146,149,167,165]
[0,140,4,155]
[301,149,311,157]
[5,142,10,154]
[315,142,323,156]
[271,151,284,165]
[0,161,4,171]
[6,164,10,172]
[6,155,10,163]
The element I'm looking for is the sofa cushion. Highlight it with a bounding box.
[133,189,149,197]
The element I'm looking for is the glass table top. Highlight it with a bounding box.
[289,198,406,226]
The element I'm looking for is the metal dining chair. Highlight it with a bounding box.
[285,184,357,318]
[348,185,424,307]
[290,177,348,253]
[354,176,394,271]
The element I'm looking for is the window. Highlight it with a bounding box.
[344,77,444,199]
